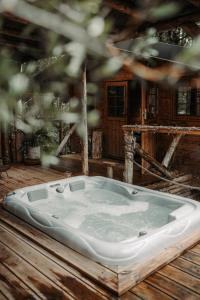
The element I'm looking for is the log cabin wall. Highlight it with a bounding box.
[152,78,200,175]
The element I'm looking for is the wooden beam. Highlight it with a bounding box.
[81,64,89,176]
[181,22,200,37]
[138,10,200,36]
[186,0,200,7]
[105,0,200,40]
[55,123,77,157]
[135,143,173,178]
[110,8,200,41]
[162,134,183,168]
[123,125,200,136]
[104,0,135,16]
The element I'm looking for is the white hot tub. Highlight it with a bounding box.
[3,176,200,265]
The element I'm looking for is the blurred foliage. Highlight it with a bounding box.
[0,0,199,165]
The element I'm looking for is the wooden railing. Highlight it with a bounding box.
[123,125,200,184]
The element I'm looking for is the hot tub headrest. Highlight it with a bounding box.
[69,180,85,192]
[27,188,48,202]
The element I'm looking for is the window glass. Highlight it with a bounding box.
[148,87,157,118]
[107,86,125,117]
[176,87,200,116]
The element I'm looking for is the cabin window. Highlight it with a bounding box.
[148,86,158,118]
[107,85,125,117]
[176,87,200,116]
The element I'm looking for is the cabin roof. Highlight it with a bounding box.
[1,0,200,62]
[104,0,200,39]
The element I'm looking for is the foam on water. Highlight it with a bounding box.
[32,187,179,242]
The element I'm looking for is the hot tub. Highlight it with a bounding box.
[3,176,200,265]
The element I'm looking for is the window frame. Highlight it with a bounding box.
[173,83,200,121]
[105,81,128,120]
[147,85,158,121]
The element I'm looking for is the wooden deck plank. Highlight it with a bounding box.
[158,265,200,295]
[0,208,118,293]
[145,273,200,299]
[0,291,9,300]
[0,222,112,300]
[182,250,200,265]
[0,242,73,300]
[0,220,116,300]
[170,257,200,279]
[131,281,173,300]
[119,292,142,300]
[191,244,200,254]
[0,262,39,300]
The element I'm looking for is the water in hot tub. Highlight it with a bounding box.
[32,187,181,242]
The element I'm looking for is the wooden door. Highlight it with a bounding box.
[141,83,157,170]
[103,81,128,159]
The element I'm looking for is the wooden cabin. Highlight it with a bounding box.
[1,1,200,299]
[97,68,200,176]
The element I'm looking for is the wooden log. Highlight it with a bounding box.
[146,174,192,190]
[81,64,89,176]
[162,134,183,168]
[55,123,77,157]
[92,130,102,159]
[123,125,200,136]
[124,132,135,184]
[135,143,173,178]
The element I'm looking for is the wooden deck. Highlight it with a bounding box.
[0,164,200,299]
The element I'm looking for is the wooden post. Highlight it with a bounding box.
[124,131,135,183]
[81,64,89,175]
[92,130,102,159]
[107,166,113,178]
[162,134,183,168]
